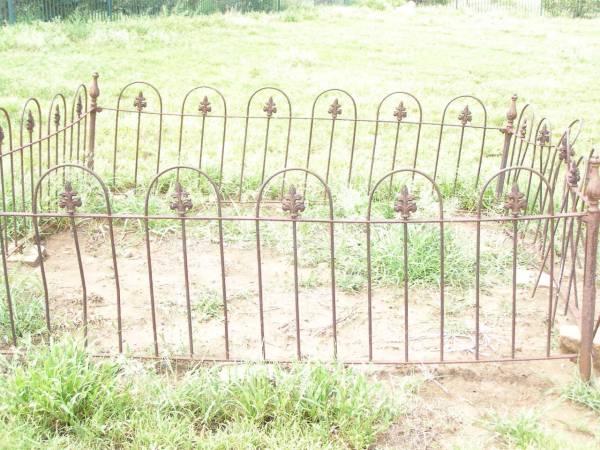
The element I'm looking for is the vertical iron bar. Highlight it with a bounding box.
[402,221,409,362]
[180,218,194,356]
[292,219,301,360]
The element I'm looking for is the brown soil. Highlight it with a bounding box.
[375,361,598,449]
[37,226,561,364]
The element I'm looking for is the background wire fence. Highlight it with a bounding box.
[0,0,283,23]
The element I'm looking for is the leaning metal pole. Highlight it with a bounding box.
[496,94,518,198]
[580,155,600,381]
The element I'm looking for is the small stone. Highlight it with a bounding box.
[7,245,48,267]
[123,249,134,258]
[559,324,600,369]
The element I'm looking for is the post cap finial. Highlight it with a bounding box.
[585,154,600,210]
[90,72,100,101]
[507,94,518,122]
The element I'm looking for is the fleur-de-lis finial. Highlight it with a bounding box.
[198,96,212,116]
[558,136,573,162]
[53,105,61,129]
[133,91,147,112]
[537,124,550,145]
[59,182,82,213]
[263,97,277,118]
[26,110,35,134]
[393,102,407,122]
[567,161,580,187]
[394,185,417,220]
[170,181,193,216]
[328,99,342,119]
[458,105,472,126]
[504,183,527,216]
[519,119,528,139]
[76,95,83,118]
[282,185,305,219]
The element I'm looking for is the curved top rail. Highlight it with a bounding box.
[32,164,113,215]
[144,165,223,217]
[367,168,444,220]
[255,168,333,219]
[477,166,554,217]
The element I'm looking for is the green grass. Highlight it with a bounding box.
[0,272,46,344]
[488,410,568,449]
[564,375,600,413]
[0,339,404,448]
[193,287,223,320]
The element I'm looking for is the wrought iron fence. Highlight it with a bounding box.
[448,0,600,17]
[0,73,597,381]
[0,0,282,23]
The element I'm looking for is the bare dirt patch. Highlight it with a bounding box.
[35,224,562,366]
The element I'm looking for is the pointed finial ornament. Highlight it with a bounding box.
[537,124,550,146]
[263,97,277,118]
[585,155,600,212]
[504,183,527,217]
[282,185,305,219]
[170,182,193,216]
[567,161,580,188]
[394,185,418,220]
[502,94,518,135]
[458,105,472,126]
[89,72,100,109]
[198,96,212,116]
[26,110,35,134]
[59,182,82,213]
[519,118,528,139]
[134,91,147,112]
[328,99,342,119]
[53,105,61,129]
[76,95,83,118]
[393,101,407,122]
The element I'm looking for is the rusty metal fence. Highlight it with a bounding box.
[0,73,597,380]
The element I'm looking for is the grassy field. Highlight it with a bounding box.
[1,5,600,448]
[0,5,599,152]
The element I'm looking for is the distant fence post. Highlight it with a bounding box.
[495,94,517,198]
[7,0,16,24]
[580,156,600,382]
[108,0,113,19]
[87,72,100,171]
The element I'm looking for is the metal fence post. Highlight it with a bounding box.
[495,94,517,198]
[7,0,16,24]
[580,155,600,381]
[108,0,113,20]
[86,72,100,171]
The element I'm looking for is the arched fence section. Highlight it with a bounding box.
[0,73,598,382]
